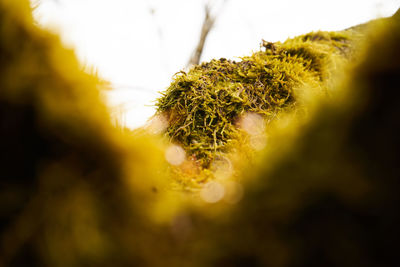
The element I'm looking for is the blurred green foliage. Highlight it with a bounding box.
[1,0,399,266]
[0,1,177,266]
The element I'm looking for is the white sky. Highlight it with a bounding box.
[33,0,400,128]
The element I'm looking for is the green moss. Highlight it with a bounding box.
[2,1,399,266]
[156,30,356,168]
[0,1,172,266]
[180,13,400,267]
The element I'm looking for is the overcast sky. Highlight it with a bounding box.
[33,0,400,128]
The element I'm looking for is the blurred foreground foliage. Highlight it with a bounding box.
[0,1,180,266]
[1,0,399,266]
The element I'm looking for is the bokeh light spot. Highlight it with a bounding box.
[210,156,233,180]
[200,181,225,203]
[239,112,265,135]
[223,181,244,204]
[145,114,169,134]
[165,144,186,166]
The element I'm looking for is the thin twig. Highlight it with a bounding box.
[187,0,229,68]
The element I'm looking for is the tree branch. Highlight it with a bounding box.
[187,4,216,67]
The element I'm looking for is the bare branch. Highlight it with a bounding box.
[187,1,229,68]
[187,5,215,67]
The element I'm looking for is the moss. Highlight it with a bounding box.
[2,0,399,266]
[179,12,400,267]
[156,29,356,169]
[0,1,173,266]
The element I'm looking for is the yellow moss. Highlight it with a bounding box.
[180,11,400,267]
[1,0,399,266]
[156,28,357,174]
[0,1,173,266]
